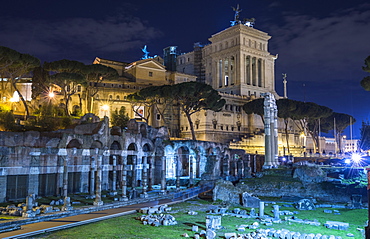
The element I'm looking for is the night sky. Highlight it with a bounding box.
[1,0,370,138]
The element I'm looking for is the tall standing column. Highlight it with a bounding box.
[148,156,154,191]
[175,156,181,191]
[132,155,137,190]
[196,155,201,178]
[94,151,103,206]
[263,93,273,168]
[120,155,128,201]
[142,156,148,197]
[160,156,167,194]
[90,155,95,196]
[273,105,279,166]
[189,156,194,186]
[60,148,71,211]
[112,155,117,192]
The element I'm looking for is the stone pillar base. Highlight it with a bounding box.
[120,196,128,201]
[61,206,73,211]
[93,201,104,206]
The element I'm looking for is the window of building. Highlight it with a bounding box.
[77,85,81,92]
[116,95,120,100]
[96,94,99,99]
[149,71,153,77]
[109,95,113,100]
[156,113,161,121]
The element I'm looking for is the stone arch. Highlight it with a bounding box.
[142,143,151,152]
[67,139,82,149]
[110,141,121,150]
[127,143,137,151]
[90,140,103,149]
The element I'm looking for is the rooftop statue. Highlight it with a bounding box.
[230,4,255,27]
[230,4,242,26]
[141,45,150,60]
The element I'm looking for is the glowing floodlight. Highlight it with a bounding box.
[351,153,362,163]
[48,92,55,98]
[344,158,351,164]
[102,104,109,111]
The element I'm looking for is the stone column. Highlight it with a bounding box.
[259,201,264,217]
[196,155,201,178]
[132,155,137,189]
[142,156,148,197]
[28,151,40,196]
[224,158,229,179]
[175,156,181,191]
[263,93,274,168]
[273,205,280,220]
[90,153,96,196]
[273,105,279,166]
[102,149,110,191]
[120,155,128,201]
[160,156,167,194]
[148,156,154,191]
[189,156,194,186]
[94,151,103,206]
[112,155,117,192]
[59,148,71,211]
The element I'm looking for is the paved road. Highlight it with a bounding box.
[0,198,179,239]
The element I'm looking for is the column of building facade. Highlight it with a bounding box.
[28,150,40,196]
[223,157,230,179]
[81,149,90,193]
[189,156,194,186]
[273,104,279,166]
[120,151,128,201]
[148,156,154,191]
[175,156,181,191]
[112,155,117,193]
[89,149,96,196]
[59,148,71,211]
[93,149,104,206]
[160,156,167,194]
[102,148,110,191]
[142,156,148,197]
[196,155,201,178]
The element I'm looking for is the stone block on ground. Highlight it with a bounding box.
[241,192,261,208]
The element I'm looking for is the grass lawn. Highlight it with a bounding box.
[34,198,367,239]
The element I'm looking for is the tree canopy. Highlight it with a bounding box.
[128,81,225,140]
[0,46,40,118]
[172,81,225,140]
[360,121,370,151]
[360,55,370,91]
[44,59,86,116]
[242,98,264,122]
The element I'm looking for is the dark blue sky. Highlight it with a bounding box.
[1,0,370,138]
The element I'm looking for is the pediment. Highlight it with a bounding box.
[137,60,166,71]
